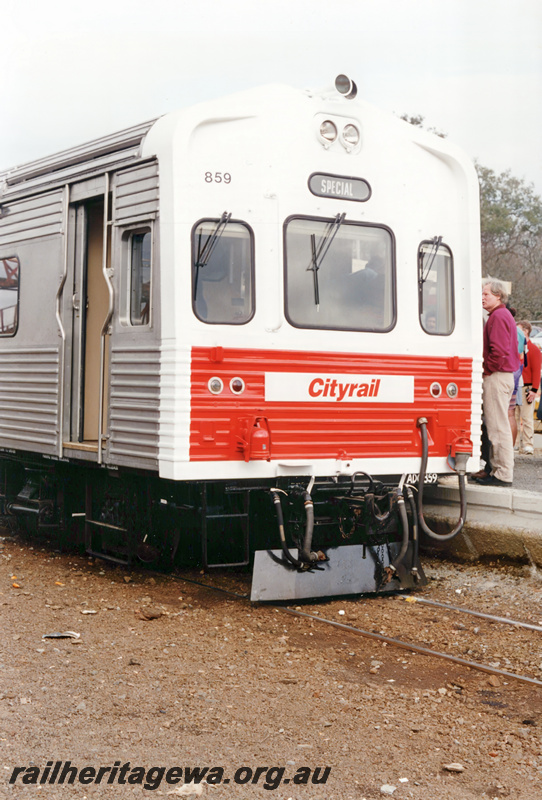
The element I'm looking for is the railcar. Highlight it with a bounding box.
[0,76,482,600]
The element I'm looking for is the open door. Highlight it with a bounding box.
[65,194,111,455]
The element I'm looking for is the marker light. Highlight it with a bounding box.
[430,382,442,398]
[342,124,360,147]
[208,377,224,395]
[446,382,459,398]
[230,377,245,394]
[319,120,338,142]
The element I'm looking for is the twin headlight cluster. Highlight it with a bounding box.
[430,382,459,399]
[318,118,361,152]
[208,377,245,395]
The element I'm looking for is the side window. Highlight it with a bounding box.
[0,256,20,336]
[418,239,454,335]
[192,217,254,324]
[129,228,152,326]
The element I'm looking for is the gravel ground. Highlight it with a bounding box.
[1,528,542,800]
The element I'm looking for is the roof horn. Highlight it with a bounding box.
[335,74,357,100]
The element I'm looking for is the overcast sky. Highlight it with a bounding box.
[2,0,542,195]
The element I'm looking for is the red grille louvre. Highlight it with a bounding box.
[190,347,473,462]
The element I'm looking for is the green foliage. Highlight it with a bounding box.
[399,113,447,138]
[476,163,542,318]
[400,112,542,317]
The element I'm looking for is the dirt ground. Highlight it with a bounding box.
[1,527,542,800]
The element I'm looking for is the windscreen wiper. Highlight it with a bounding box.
[307,213,346,310]
[193,211,231,301]
[420,235,442,284]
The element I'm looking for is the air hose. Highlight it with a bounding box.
[390,484,410,571]
[270,485,319,570]
[299,490,317,563]
[405,486,420,580]
[416,417,467,541]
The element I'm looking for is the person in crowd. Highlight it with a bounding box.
[473,280,520,486]
[506,305,525,446]
[471,420,492,482]
[471,309,493,482]
[516,320,541,455]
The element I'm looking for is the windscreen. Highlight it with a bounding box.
[284,217,395,331]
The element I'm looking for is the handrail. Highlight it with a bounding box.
[98,174,114,465]
[55,184,70,458]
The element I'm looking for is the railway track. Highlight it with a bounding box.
[5,522,540,691]
[174,572,542,689]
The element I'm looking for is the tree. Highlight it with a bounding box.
[399,113,542,318]
[399,113,446,138]
[477,164,542,318]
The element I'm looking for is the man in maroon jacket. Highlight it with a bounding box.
[517,320,542,455]
[475,280,520,486]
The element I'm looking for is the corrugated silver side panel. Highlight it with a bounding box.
[114,161,159,222]
[0,190,63,246]
[108,345,160,465]
[0,347,59,449]
[0,119,158,199]
[156,344,192,480]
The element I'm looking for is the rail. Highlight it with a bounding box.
[173,574,542,689]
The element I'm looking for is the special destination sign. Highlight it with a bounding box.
[308,173,371,202]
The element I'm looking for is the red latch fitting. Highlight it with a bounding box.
[236,417,271,462]
[450,434,473,458]
[249,418,271,461]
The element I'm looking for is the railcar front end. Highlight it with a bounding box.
[0,76,483,600]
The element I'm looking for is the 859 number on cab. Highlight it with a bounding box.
[205,172,231,183]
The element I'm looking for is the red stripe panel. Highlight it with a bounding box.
[190,347,473,462]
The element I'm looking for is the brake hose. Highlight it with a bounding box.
[299,490,317,563]
[270,486,318,569]
[416,417,467,541]
[405,486,420,580]
[390,487,410,570]
[270,489,303,569]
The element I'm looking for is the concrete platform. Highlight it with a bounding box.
[420,433,542,566]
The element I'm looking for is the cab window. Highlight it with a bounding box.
[418,239,454,335]
[192,217,254,324]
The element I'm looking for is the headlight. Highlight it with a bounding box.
[446,382,459,398]
[319,120,338,143]
[230,377,245,395]
[342,124,360,147]
[208,377,224,395]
